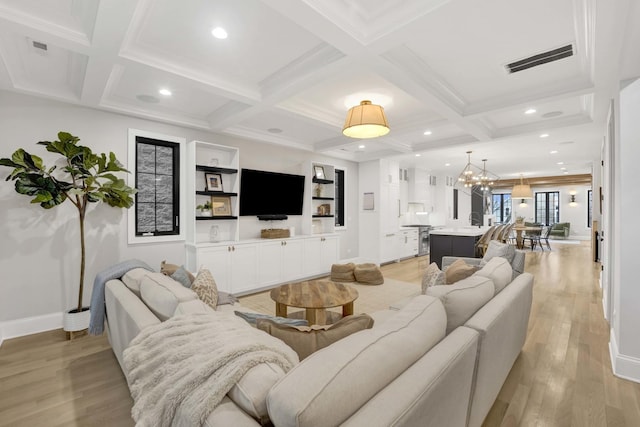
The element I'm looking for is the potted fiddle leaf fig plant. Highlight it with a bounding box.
[0,132,137,337]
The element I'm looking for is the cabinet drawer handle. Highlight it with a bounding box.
[386,233,395,237]
[228,246,231,252]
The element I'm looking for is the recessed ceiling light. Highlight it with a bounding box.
[423,130,432,135]
[415,154,421,157]
[158,88,172,96]
[564,171,569,174]
[557,161,564,165]
[445,163,450,167]
[525,108,537,115]
[560,167,567,170]
[211,27,228,39]
[358,144,365,149]
[550,150,558,154]
[267,128,283,134]
[540,133,549,138]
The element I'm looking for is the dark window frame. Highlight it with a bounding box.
[492,193,512,223]
[587,189,592,228]
[334,168,345,227]
[134,136,180,237]
[535,191,560,225]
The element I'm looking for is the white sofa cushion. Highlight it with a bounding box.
[266,295,446,427]
[474,256,513,294]
[121,267,154,297]
[480,240,516,265]
[426,275,495,334]
[139,273,198,320]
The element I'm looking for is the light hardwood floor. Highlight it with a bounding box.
[1,241,639,426]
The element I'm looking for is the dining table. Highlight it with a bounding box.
[513,225,543,249]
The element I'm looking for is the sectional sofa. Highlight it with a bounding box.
[103,255,532,427]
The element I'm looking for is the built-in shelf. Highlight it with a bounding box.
[196,191,238,197]
[312,196,334,200]
[312,214,335,218]
[195,165,238,174]
[196,216,238,220]
[312,177,334,184]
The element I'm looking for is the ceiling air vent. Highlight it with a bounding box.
[505,44,573,74]
[32,40,48,51]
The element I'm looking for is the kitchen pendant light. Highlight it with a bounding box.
[342,100,390,139]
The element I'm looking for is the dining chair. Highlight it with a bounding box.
[539,225,552,250]
[525,225,549,251]
[474,225,497,257]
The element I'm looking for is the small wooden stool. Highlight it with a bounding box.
[330,263,356,282]
[354,263,384,285]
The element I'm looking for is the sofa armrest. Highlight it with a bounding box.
[105,280,160,374]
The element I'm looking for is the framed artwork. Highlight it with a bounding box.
[363,192,374,210]
[212,196,232,216]
[314,165,325,180]
[205,173,223,192]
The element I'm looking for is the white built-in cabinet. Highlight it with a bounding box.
[186,140,239,244]
[303,235,340,276]
[408,167,434,212]
[185,142,340,295]
[379,229,418,263]
[186,235,338,295]
[257,239,305,287]
[188,243,258,294]
[303,161,336,235]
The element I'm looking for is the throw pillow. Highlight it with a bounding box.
[234,311,309,327]
[421,262,445,293]
[256,314,374,360]
[480,241,516,266]
[191,268,219,309]
[170,266,192,288]
[444,259,478,284]
[160,260,195,283]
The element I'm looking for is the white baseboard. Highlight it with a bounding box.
[1,312,63,343]
[609,329,640,384]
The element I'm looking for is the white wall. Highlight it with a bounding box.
[610,78,640,382]
[0,91,359,339]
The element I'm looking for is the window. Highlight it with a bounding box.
[127,129,186,244]
[334,168,345,227]
[492,194,512,223]
[453,189,458,219]
[535,191,560,225]
[587,189,592,227]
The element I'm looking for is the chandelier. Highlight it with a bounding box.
[456,151,499,194]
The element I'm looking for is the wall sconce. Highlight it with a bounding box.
[569,190,577,207]
[519,199,528,208]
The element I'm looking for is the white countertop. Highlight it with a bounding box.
[429,227,487,237]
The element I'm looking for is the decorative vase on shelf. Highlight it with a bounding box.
[314,184,322,197]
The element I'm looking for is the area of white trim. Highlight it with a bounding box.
[1,312,63,342]
[609,328,640,384]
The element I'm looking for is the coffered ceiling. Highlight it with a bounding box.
[0,0,638,180]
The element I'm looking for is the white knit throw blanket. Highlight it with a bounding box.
[123,313,299,427]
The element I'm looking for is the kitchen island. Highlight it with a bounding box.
[429,227,487,268]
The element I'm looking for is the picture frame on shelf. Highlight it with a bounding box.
[205,173,223,192]
[314,165,325,180]
[212,196,232,216]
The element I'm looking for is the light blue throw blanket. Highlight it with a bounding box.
[88,259,154,335]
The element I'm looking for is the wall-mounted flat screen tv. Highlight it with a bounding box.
[239,168,305,216]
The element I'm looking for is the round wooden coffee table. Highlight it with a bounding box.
[270,279,359,325]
